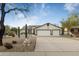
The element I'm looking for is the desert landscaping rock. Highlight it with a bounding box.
[4,43,13,49]
[12,40,17,44]
[0,35,36,52]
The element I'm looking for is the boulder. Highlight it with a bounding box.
[4,43,13,49]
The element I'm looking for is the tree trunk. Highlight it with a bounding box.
[0,24,5,46]
[62,28,64,35]
[0,3,5,46]
[67,30,70,35]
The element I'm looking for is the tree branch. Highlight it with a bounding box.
[5,8,28,14]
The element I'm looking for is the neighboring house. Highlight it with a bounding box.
[21,23,62,36]
[70,26,79,37]
[28,25,40,34]
[35,23,62,36]
[20,25,40,34]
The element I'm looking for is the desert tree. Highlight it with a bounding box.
[10,27,17,35]
[0,3,29,46]
[61,14,79,34]
[4,25,10,35]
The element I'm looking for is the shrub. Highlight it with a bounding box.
[4,43,13,49]
[10,27,17,35]
[12,40,17,44]
[8,31,15,37]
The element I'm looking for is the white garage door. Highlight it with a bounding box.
[53,30,60,36]
[37,30,50,36]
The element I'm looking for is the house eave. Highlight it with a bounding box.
[35,23,62,29]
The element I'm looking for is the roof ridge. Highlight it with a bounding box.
[35,23,61,28]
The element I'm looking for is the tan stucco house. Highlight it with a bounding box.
[70,26,79,37]
[21,23,62,36]
[25,23,62,36]
[35,23,62,36]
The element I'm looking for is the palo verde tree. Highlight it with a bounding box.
[0,3,29,46]
[11,27,17,35]
[61,14,79,34]
[4,25,10,35]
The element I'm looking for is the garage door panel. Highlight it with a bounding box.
[37,30,50,36]
[37,30,60,36]
[53,30,60,36]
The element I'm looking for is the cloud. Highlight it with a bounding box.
[42,12,48,16]
[64,3,79,13]
[40,4,48,17]
[7,4,13,8]
[27,16,39,24]
[20,15,39,25]
[33,4,46,16]
[13,15,39,28]
[17,13,25,18]
[27,15,38,20]
[34,3,46,9]
[6,4,15,9]
[22,15,39,25]
[41,3,46,9]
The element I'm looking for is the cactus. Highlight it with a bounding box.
[25,24,27,38]
[17,27,20,38]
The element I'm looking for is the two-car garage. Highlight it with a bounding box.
[36,23,62,36]
[37,29,61,36]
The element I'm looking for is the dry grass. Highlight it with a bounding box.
[0,35,36,52]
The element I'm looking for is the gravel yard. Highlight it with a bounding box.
[0,35,36,52]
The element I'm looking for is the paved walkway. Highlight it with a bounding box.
[35,37,79,51]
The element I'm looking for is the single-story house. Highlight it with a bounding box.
[70,26,79,37]
[21,23,63,36]
[20,25,40,34]
[35,23,62,36]
[27,25,40,34]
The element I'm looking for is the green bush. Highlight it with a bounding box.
[8,31,15,37]
[10,27,17,35]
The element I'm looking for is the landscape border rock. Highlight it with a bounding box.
[3,43,13,49]
[12,40,17,44]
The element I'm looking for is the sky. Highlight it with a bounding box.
[1,3,79,28]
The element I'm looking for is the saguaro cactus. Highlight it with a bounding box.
[25,24,27,38]
[17,27,20,38]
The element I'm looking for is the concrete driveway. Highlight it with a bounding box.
[35,36,79,51]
